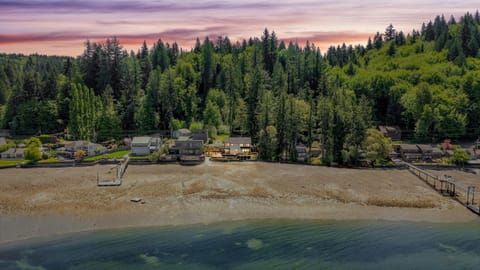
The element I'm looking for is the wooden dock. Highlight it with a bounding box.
[397,160,480,216]
[97,156,129,187]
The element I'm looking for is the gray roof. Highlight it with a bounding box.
[132,136,152,145]
[417,144,433,152]
[1,147,25,155]
[225,137,252,145]
[66,140,89,148]
[399,144,420,152]
[175,140,203,149]
[175,128,191,135]
[0,129,10,137]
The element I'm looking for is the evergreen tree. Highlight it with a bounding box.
[384,24,396,41]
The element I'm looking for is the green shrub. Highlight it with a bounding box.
[38,135,57,144]
[449,149,470,166]
[311,157,322,165]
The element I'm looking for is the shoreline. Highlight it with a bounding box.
[1,162,479,244]
[1,202,477,245]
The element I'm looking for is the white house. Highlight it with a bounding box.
[65,141,106,156]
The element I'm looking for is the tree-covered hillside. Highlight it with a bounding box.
[1,12,480,164]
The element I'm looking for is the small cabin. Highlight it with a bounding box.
[296,145,308,162]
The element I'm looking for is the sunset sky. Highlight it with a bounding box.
[0,0,478,56]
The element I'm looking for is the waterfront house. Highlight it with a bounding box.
[192,129,208,144]
[224,137,252,156]
[417,144,433,161]
[65,141,106,156]
[378,126,402,141]
[174,140,204,156]
[131,136,161,156]
[1,147,25,159]
[172,139,204,164]
[399,144,422,162]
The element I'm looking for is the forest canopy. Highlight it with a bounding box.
[1,12,480,164]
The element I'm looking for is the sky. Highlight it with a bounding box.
[0,0,478,56]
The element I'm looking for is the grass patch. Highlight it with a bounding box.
[84,150,131,161]
[0,159,24,166]
[130,155,151,160]
[38,158,60,164]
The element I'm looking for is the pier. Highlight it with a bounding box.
[398,161,480,215]
[97,156,130,187]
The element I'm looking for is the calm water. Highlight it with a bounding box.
[1,220,480,269]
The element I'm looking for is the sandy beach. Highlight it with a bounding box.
[0,161,478,243]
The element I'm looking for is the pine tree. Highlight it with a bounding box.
[384,24,396,41]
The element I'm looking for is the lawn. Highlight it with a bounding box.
[83,150,131,162]
[38,158,61,164]
[0,159,24,166]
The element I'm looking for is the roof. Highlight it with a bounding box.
[175,140,203,149]
[175,128,191,134]
[225,137,252,145]
[192,129,208,142]
[296,145,307,153]
[399,144,420,151]
[1,147,25,155]
[0,129,10,137]
[131,136,152,145]
[379,125,401,132]
[0,137,6,145]
[1,148,16,155]
[66,140,89,148]
[417,144,433,152]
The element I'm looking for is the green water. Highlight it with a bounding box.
[0,220,479,269]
